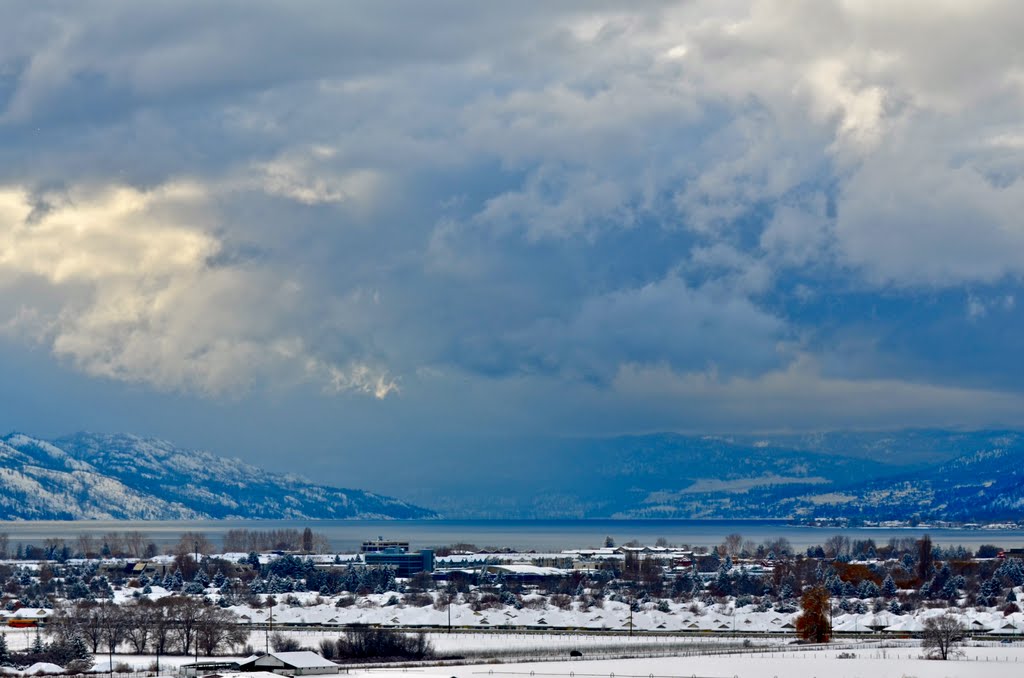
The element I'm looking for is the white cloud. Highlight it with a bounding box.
[2,0,1024,438]
[0,182,396,398]
[254,146,383,207]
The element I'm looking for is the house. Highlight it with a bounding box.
[237,652,339,676]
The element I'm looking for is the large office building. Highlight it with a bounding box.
[364,546,435,577]
[360,538,411,553]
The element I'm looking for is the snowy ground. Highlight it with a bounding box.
[358,644,1024,678]
[5,626,1024,677]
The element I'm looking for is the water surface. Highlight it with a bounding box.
[1,518,1022,552]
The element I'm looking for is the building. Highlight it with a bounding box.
[364,547,435,577]
[236,652,339,676]
[361,538,411,553]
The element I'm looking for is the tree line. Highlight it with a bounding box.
[0,527,332,561]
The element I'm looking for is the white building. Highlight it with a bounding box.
[237,652,339,676]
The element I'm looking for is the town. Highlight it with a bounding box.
[0,528,1022,676]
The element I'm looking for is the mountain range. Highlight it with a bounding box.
[404,429,1024,521]
[0,432,436,520]
[1,429,1022,522]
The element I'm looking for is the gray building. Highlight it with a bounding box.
[364,547,435,577]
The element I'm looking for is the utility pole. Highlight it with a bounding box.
[265,604,274,653]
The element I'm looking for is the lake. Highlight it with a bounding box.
[1,518,1023,552]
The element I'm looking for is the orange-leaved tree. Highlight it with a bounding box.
[795,585,831,643]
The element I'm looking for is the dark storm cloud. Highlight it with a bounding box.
[2,0,1024,483]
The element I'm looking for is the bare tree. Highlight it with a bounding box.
[722,533,743,556]
[222,529,250,553]
[196,607,245,655]
[173,532,214,559]
[76,602,106,653]
[100,604,129,658]
[0,532,8,559]
[824,535,850,559]
[76,534,98,559]
[169,596,205,654]
[762,537,792,557]
[101,532,124,557]
[922,614,965,660]
[311,532,332,554]
[150,601,174,658]
[122,601,153,653]
[123,531,149,558]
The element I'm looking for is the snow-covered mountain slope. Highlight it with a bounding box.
[412,429,1024,520]
[0,432,436,520]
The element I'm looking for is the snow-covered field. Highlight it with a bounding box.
[6,624,1024,677]
[360,645,1024,678]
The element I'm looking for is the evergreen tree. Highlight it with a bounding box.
[814,561,826,583]
[0,632,9,665]
[882,574,898,598]
[31,630,45,654]
[977,577,1002,607]
[940,577,960,601]
[713,569,733,597]
[858,580,880,599]
[888,599,902,614]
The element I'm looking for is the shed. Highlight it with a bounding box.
[237,652,338,676]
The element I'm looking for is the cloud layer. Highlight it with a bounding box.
[2,1,1024,481]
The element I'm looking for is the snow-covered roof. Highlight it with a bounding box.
[266,651,337,669]
[486,564,570,576]
[22,663,64,675]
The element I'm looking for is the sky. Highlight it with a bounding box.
[1,1,1024,494]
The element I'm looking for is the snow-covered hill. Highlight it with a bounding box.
[412,429,1024,521]
[0,432,436,520]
